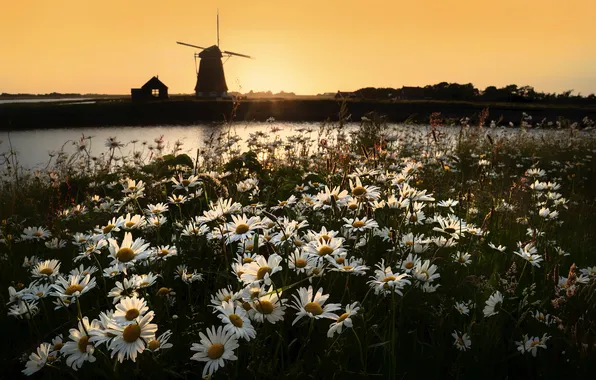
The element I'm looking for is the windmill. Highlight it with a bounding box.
[177,11,254,98]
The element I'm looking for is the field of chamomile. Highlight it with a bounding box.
[2,113,596,379]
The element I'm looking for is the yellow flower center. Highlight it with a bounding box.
[279,201,288,207]
[352,186,367,196]
[156,287,170,296]
[405,262,414,270]
[39,268,54,275]
[77,335,91,353]
[122,324,141,343]
[103,225,114,234]
[335,257,345,265]
[242,257,253,264]
[125,221,136,228]
[65,284,84,296]
[295,259,307,268]
[242,301,252,311]
[116,247,136,263]
[304,302,323,315]
[36,292,44,297]
[343,265,354,271]
[53,342,64,351]
[158,249,169,257]
[182,179,191,186]
[352,220,366,228]
[294,239,303,247]
[255,300,274,314]
[319,235,331,243]
[409,214,418,222]
[256,266,272,280]
[125,308,140,321]
[337,312,349,322]
[235,224,250,235]
[207,343,225,359]
[382,275,396,289]
[223,295,232,302]
[348,203,358,210]
[34,231,43,237]
[229,314,244,328]
[318,245,334,256]
[148,340,161,351]
[47,355,57,363]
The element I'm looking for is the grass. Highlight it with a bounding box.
[1,110,596,379]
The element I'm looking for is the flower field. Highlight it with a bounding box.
[2,113,596,379]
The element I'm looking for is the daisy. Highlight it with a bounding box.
[349,177,381,200]
[399,253,421,272]
[290,286,341,325]
[412,260,441,283]
[108,232,151,266]
[95,216,125,237]
[190,326,239,378]
[168,194,188,205]
[452,331,471,351]
[52,274,97,300]
[514,243,543,267]
[22,342,52,376]
[288,249,316,274]
[146,215,168,228]
[211,286,239,307]
[133,273,160,289]
[146,202,169,215]
[240,254,283,285]
[21,226,51,241]
[251,286,286,324]
[488,242,507,252]
[146,330,174,352]
[107,311,158,362]
[452,251,472,266]
[304,237,346,260]
[216,301,257,341]
[60,317,98,370]
[171,173,201,192]
[121,213,146,230]
[433,214,468,239]
[113,296,149,325]
[226,214,263,243]
[342,217,379,233]
[328,256,369,276]
[8,300,39,319]
[31,259,61,279]
[483,290,503,317]
[327,302,360,338]
[367,260,411,296]
[69,264,98,277]
[454,301,470,315]
[108,278,139,304]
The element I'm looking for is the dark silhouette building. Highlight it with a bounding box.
[195,46,228,98]
[131,76,168,102]
[335,91,364,100]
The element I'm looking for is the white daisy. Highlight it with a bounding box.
[327,302,360,338]
[107,311,158,362]
[483,290,503,317]
[190,326,239,377]
[22,342,52,376]
[216,301,257,341]
[290,286,341,326]
[60,317,98,371]
[113,296,149,325]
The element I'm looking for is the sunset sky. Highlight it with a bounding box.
[1,0,595,95]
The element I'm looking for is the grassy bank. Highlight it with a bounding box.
[2,97,596,130]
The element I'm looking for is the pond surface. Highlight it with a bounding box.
[1,122,592,169]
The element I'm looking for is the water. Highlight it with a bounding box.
[0,98,94,105]
[1,122,592,170]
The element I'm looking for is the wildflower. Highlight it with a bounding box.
[368,259,411,296]
[514,243,543,268]
[327,302,360,338]
[413,260,440,283]
[454,301,470,315]
[251,286,286,324]
[22,342,52,376]
[342,217,379,233]
[31,259,61,279]
[108,232,151,267]
[60,317,98,370]
[216,301,257,341]
[452,331,471,351]
[52,274,97,300]
[483,291,503,317]
[113,296,149,326]
[452,251,472,266]
[21,226,51,241]
[190,326,239,378]
[226,214,263,243]
[107,311,158,362]
[488,242,506,252]
[146,330,174,352]
[290,286,341,325]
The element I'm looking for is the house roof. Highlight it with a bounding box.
[141,76,168,90]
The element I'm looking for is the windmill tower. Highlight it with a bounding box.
[177,11,253,98]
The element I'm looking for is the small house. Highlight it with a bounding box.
[131,76,169,102]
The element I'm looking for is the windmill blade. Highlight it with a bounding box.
[223,50,255,59]
[177,41,207,50]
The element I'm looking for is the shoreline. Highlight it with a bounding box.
[1,98,595,130]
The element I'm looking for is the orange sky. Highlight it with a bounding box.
[1,0,595,95]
